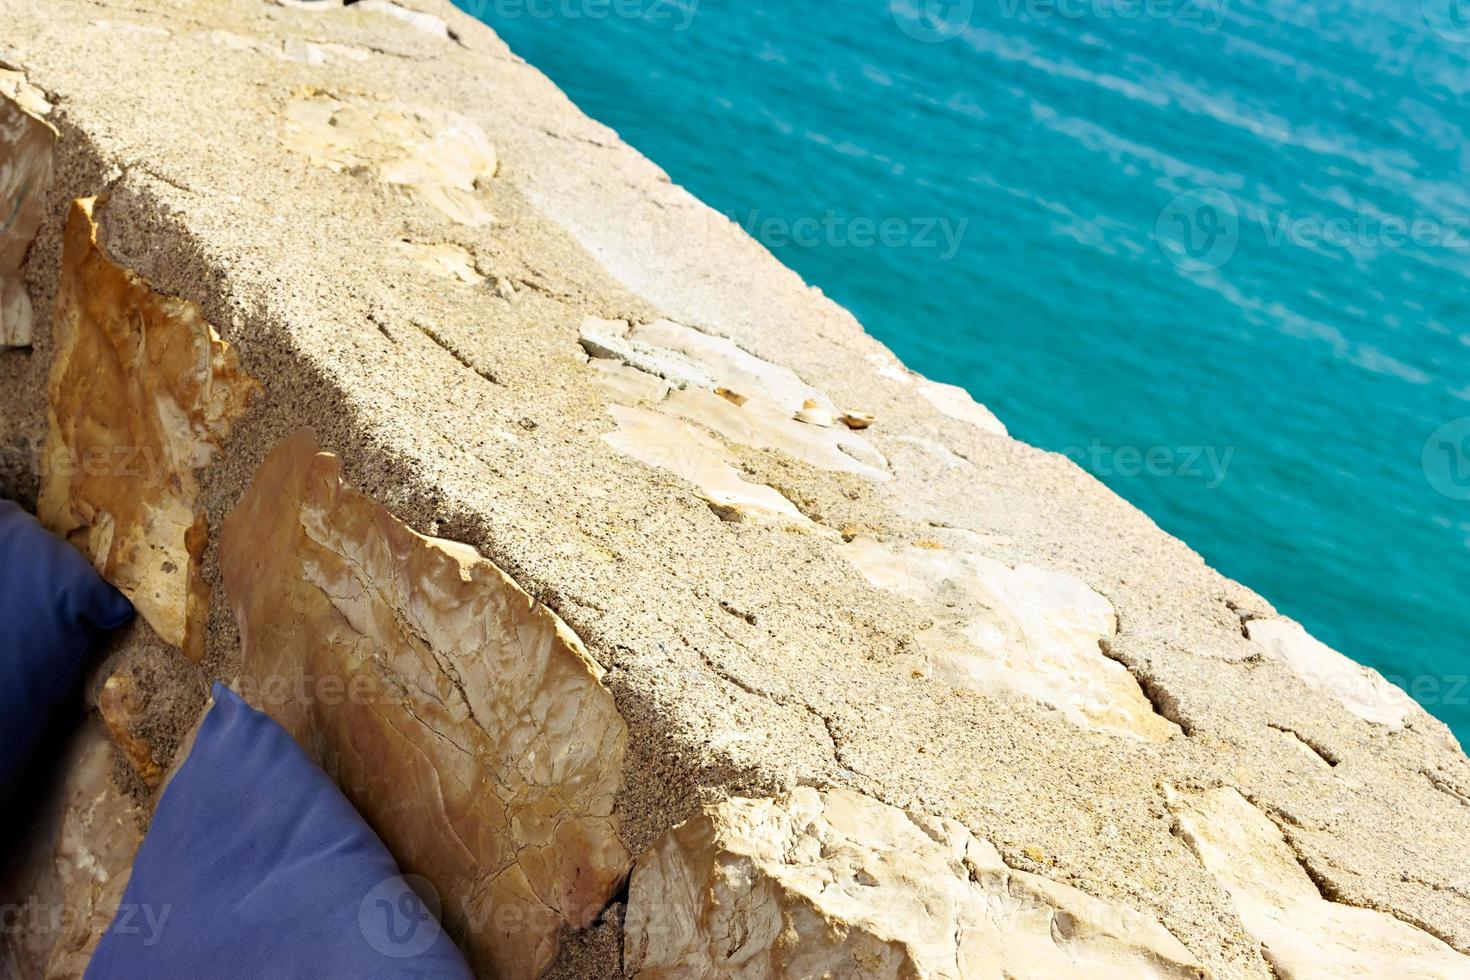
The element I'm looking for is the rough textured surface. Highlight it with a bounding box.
[218,430,629,980]
[282,88,498,226]
[1244,619,1424,735]
[0,1,1466,977]
[626,786,1206,978]
[0,724,144,980]
[0,64,54,348]
[36,198,256,661]
[842,531,1178,741]
[1168,785,1470,978]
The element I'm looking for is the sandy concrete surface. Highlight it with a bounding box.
[0,1,1467,977]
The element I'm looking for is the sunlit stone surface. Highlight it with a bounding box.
[283,90,497,226]
[220,431,630,980]
[1169,785,1470,979]
[625,787,1205,979]
[0,65,55,348]
[842,535,1177,741]
[38,198,256,660]
[1245,619,1419,733]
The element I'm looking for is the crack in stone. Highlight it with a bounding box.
[1097,638,1193,736]
[1267,723,1340,767]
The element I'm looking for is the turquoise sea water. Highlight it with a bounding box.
[461,0,1470,741]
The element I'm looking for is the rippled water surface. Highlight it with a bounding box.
[461,0,1470,740]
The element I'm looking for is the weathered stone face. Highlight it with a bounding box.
[585,315,889,520]
[1245,619,1420,733]
[625,786,1205,979]
[602,404,816,525]
[219,431,630,980]
[842,535,1178,742]
[1168,785,1470,978]
[0,65,55,349]
[282,90,498,226]
[37,199,256,661]
[915,379,1008,437]
[96,668,165,790]
[0,725,144,980]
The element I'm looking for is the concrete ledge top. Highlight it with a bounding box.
[1,2,1467,977]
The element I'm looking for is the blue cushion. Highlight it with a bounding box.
[86,684,474,980]
[0,499,134,793]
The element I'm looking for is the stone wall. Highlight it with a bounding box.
[1,2,1467,978]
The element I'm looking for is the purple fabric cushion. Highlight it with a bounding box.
[0,499,133,794]
[86,684,473,979]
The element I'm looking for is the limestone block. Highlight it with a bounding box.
[579,317,716,390]
[202,29,370,65]
[219,430,630,980]
[355,0,455,41]
[633,318,839,418]
[842,537,1177,741]
[625,787,1206,979]
[585,314,890,488]
[1245,620,1418,732]
[393,239,485,284]
[0,725,144,980]
[602,404,812,524]
[1169,786,1470,978]
[283,90,497,226]
[662,386,888,480]
[916,380,1008,437]
[591,357,673,405]
[0,65,56,348]
[37,199,257,661]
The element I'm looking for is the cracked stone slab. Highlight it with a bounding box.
[579,317,717,390]
[632,318,841,418]
[1245,619,1424,735]
[282,89,497,226]
[842,535,1178,741]
[219,430,630,980]
[602,403,815,525]
[625,786,1206,979]
[37,198,257,661]
[583,315,889,479]
[0,65,55,348]
[1168,785,1470,979]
